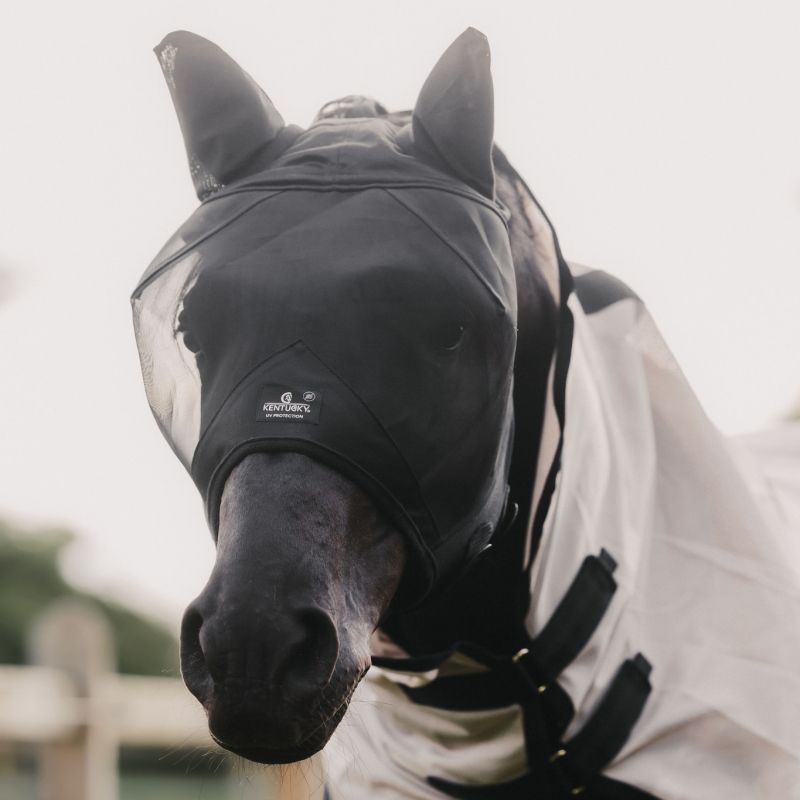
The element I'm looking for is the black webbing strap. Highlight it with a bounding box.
[371,645,457,673]
[399,669,517,710]
[428,771,536,798]
[525,549,618,683]
[556,654,653,786]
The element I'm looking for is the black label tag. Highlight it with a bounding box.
[256,386,322,424]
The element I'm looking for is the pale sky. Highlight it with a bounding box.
[1,1,798,625]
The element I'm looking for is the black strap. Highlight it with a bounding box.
[558,654,653,784]
[428,771,536,799]
[399,669,517,711]
[526,549,617,682]
[428,775,658,800]
[371,645,457,673]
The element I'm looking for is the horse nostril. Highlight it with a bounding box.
[289,608,340,690]
[180,603,212,704]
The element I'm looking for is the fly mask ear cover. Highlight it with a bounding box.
[132,29,517,607]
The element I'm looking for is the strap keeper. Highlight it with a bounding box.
[598,548,617,574]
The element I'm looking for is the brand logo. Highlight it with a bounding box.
[256,386,322,425]
[263,399,311,413]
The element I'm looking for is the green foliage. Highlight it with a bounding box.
[0,519,178,675]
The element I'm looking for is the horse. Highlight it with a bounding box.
[132,28,800,799]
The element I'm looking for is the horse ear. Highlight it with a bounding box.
[412,28,495,199]
[155,31,287,199]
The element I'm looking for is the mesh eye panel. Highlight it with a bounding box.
[133,192,279,467]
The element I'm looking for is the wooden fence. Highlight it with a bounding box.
[0,599,326,800]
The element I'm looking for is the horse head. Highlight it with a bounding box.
[133,28,557,764]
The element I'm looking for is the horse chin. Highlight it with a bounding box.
[210,701,349,764]
[201,658,364,765]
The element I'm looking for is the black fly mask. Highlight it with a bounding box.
[132,29,518,605]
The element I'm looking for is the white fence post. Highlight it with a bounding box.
[28,599,119,800]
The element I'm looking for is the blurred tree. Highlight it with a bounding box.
[0,519,178,675]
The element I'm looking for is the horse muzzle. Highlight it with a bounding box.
[180,596,362,762]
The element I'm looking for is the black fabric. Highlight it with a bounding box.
[133,127,518,607]
[154,30,296,200]
[135,29,522,606]
[378,508,536,653]
[573,269,641,315]
[138,29,568,615]
[410,28,496,198]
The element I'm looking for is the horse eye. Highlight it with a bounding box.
[176,308,201,353]
[434,323,466,352]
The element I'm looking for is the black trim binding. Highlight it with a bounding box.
[573,269,641,316]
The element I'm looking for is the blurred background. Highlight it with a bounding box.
[0,1,798,797]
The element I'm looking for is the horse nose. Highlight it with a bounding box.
[179,593,340,711]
